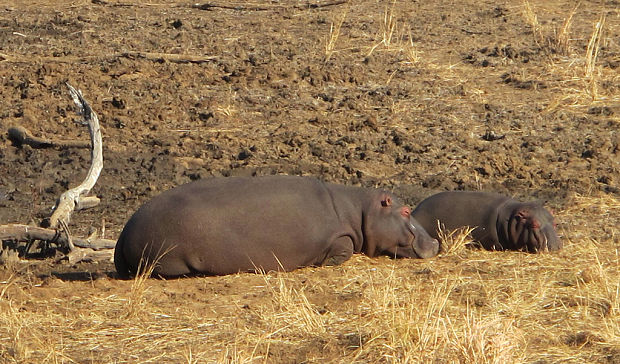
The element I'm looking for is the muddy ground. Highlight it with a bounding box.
[0,0,618,363]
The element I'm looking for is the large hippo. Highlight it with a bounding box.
[114,176,439,277]
[411,191,561,252]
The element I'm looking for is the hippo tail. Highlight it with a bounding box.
[114,233,132,279]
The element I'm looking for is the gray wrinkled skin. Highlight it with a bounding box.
[411,191,561,253]
[115,176,439,277]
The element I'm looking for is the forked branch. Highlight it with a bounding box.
[1,84,112,263]
[48,83,103,230]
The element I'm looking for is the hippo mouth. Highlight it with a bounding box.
[405,222,422,258]
[531,230,562,252]
[525,227,557,252]
[407,221,439,259]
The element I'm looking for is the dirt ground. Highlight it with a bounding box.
[0,0,619,363]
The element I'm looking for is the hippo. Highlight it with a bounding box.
[411,191,561,252]
[114,175,439,277]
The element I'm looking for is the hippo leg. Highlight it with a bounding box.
[322,236,354,266]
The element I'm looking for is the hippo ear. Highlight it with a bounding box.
[381,196,392,207]
[516,209,541,229]
[515,209,528,220]
[400,206,411,217]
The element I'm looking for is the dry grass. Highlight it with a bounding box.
[372,0,398,53]
[554,2,579,56]
[125,258,158,318]
[514,2,618,113]
[522,0,544,46]
[438,225,477,256]
[0,201,618,362]
[325,5,349,61]
[585,15,606,78]
[521,0,580,55]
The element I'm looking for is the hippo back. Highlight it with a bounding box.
[116,176,343,276]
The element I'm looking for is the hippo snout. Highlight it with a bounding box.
[537,226,562,252]
[414,237,439,259]
[409,217,440,259]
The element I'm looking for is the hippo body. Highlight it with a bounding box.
[411,191,561,252]
[115,176,439,277]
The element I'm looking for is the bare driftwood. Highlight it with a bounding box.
[0,52,218,65]
[84,0,348,11]
[192,1,348,11]
[0,224,115,250]
[47,84,103,231]
[1,84,112,264]
[8,125,91,149]
[118,51,217,64]
[62,248,113,265]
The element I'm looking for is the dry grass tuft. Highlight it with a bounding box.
[522,0,544,46]
[438,224,477,256]
[125,249,169,318]
[401,31,421,66]
[325,6,349,61]
[367,0,399,56]
[261,272,328,335]
[522,0,585,56]
[585,15,606,78]
[584,14,607,100]
[0,303,30,362]
[517,5,617,113]
[455,309,524,364]
[554,3,579,55]
[559,192,620,219]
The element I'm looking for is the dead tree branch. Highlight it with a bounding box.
[1,84,113,264]
[8,125,91,149]
[118,51,217,64]
[48,84,103,232]
[0,224,116,250]
[0,52,218,65]
[192,1,348,11]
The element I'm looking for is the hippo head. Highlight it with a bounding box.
[365,193,439,259]
[507,202,562,252]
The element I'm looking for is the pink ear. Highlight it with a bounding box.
[530,218,541,229]
[400,206,411,217]
[381,196,392,207]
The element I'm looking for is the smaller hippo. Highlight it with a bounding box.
[114,176,439,277]
[411,191,561,252]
